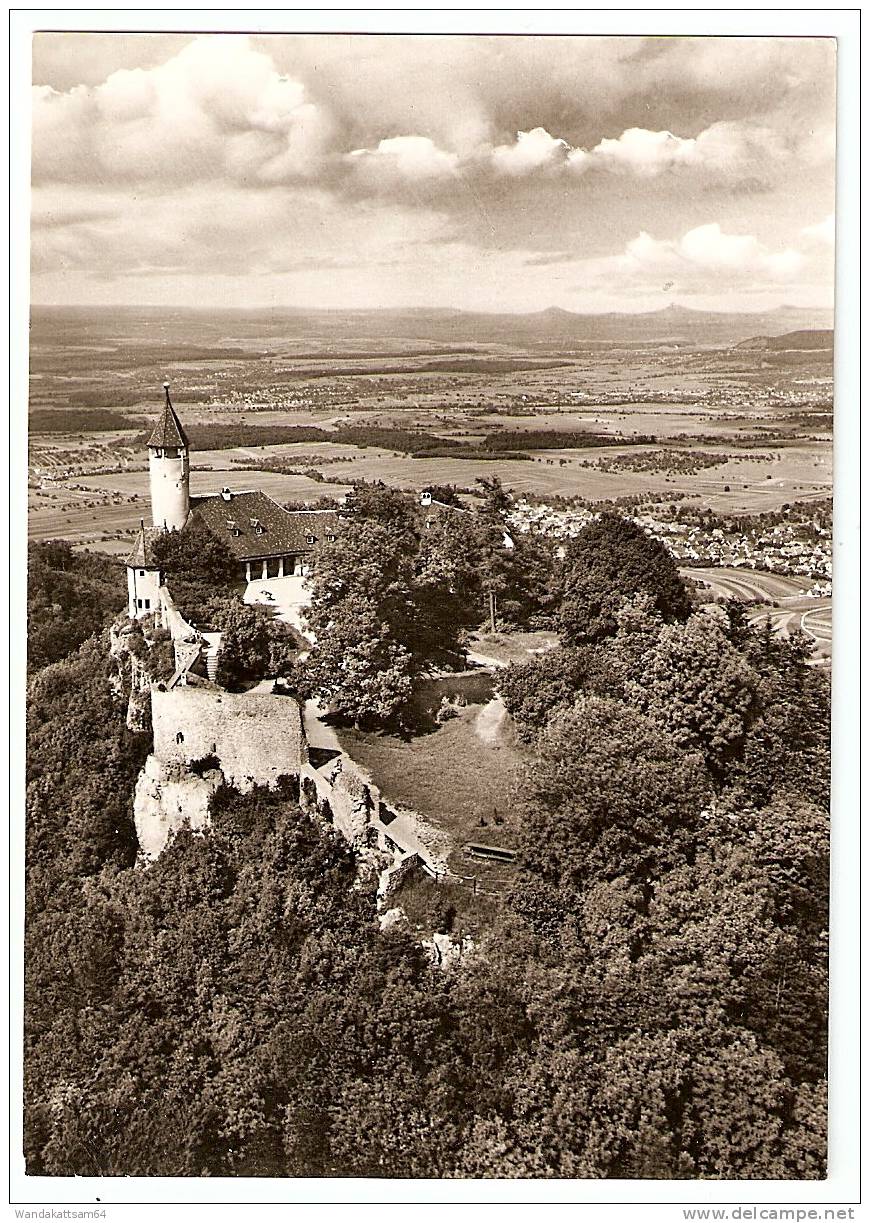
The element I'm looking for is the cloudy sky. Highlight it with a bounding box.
[30,33,836,313]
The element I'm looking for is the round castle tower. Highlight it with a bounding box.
[148,381,190,531]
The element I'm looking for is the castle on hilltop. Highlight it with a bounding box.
[126,383,341,620]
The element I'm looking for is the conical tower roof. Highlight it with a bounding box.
[125,520,161,567]
[147,382,190,449]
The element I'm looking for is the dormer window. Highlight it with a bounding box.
[227,519,241,537]
[306,534,316,545]
[220,488,232,502]
[250,517,265,535]
[326,532,336,543]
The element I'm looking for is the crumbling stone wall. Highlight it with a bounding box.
[377,851,423,906]
[158,584,199,643]
[151,687,305,793]
[134,754,222,860]
[300,751,449,882]
[371,801,450,872]
[300,757,378,846]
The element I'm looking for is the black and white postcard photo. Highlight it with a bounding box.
[10,10,860,1215]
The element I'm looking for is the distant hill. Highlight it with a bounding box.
[732,329,834,352]
[324,304,835,349]
[30,302,835,353]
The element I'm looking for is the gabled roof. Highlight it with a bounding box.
[125,523,163,568]
[147,387,190,450]
[189,490,342,561]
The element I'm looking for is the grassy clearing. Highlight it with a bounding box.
[389,871,504,939]
[336,703,528,869]
[468,629,559,666]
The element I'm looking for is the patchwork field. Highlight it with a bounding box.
[27,305,834,554]
[686,565,832,665]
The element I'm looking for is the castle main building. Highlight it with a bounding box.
[126,384,340,620]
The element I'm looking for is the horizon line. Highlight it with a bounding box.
[28,301,835,319]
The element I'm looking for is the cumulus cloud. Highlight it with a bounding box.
[592,128,696,174]
[623,222,804,281]
[802,213,835,246]
[588,121,785,179]
[31,35,334,186]
[28,32,835,310]
[346,135,459,187]
[484,120,788,184]
[491,127,571,176]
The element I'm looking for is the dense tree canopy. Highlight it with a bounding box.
[300,485,555,724]
[149,519,240,622]
[558,513,692,644]
[624,611,760,780]
[210,602,301,688]
[27,541,122,673]
[515,695,712,899]
[25,491,830,1180]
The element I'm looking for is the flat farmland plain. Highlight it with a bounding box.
[467,406,782,440]
[311,442,830,514]
[29,432,831,549]
[27,306,834,551]
[28,464,353,546]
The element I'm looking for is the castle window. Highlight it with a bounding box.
[137,599,143,609]
[139,569,146,577]
[143,599,151,610]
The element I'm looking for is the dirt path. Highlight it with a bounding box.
[466,650,506,669]
[302,699,343,752]
[474,697,508,746]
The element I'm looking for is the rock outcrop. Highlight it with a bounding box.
[134,754,223,861]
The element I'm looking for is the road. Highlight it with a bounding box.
[683,565,832,666]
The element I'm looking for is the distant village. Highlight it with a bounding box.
[508,499,832,593]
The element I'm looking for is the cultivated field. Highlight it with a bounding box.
[685,566,832,666]
[27,304,834,550]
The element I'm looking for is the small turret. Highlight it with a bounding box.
[125,518,162,620]
[148,381,190,531]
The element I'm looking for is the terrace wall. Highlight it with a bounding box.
[299,753,449,888]
[406,670,496,723]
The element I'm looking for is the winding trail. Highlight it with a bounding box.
[474,697,508,746]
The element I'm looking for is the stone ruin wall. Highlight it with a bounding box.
[134,687,306,860]
[300,757,378,847]
[299,753,450,896]
[136,683,448,911]
[135,755,222,860]
[151,687,306,793]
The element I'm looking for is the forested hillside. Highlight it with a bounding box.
[24,501,829,1178]
[27,541,123,673]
